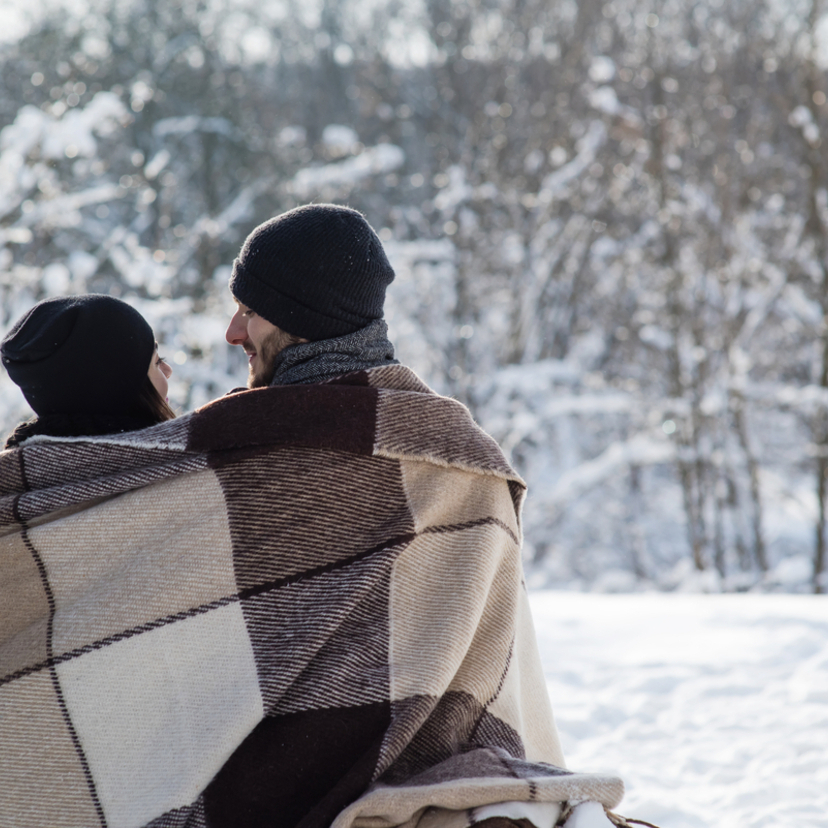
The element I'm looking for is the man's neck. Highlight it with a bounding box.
[269,319,398,386]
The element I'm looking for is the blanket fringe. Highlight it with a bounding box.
[605,810,663,828]
[553,805,663,828]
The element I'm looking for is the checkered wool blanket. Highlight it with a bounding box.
[0,365,623,828]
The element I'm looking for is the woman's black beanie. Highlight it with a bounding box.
[1,294,155,417]
[229,203,395,340]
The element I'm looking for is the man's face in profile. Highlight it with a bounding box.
[225,301,305,388]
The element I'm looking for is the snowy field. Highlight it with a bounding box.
[529,591,828,828]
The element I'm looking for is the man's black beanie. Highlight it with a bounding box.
[229,203,395,340]
[1,294,155,417]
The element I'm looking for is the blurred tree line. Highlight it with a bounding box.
[2,0,828,592]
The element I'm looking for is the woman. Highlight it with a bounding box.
[1,294,175,448]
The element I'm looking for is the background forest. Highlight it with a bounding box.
[2,0,828,593]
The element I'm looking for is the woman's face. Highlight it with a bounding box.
[148,347,172,401]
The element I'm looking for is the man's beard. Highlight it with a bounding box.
[247,328,301,388]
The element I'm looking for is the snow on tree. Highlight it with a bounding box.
[3,0,828,592]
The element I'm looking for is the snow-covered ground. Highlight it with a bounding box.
[530,591,828,828]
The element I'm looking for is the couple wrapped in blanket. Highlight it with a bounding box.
[0,205,626,828]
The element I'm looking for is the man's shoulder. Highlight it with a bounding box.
[359,365,522,486]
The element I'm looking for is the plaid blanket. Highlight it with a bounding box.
[0,365,623,828]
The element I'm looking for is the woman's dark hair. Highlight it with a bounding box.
[137,372,177,424]
[4,372,176,449]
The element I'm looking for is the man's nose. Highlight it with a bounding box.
[226,311,247,345]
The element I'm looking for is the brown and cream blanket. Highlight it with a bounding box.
[0,364,623,828]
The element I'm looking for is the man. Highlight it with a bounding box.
[224,203,399,390]
[0,204,625,828]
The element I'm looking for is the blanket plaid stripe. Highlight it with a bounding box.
[0,365,623,828]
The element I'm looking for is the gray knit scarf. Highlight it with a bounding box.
[269,318,398,386]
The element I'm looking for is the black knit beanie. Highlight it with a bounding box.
[229,203,395,340]
[1,294,155,417]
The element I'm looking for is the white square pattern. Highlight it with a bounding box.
[56,602,264,828]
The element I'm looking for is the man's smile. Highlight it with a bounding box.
[226,299,308,389]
